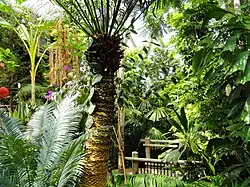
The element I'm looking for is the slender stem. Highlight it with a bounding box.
[114,0,137,36]
[100,0,105,33]
[54,0,92,36]
[108,0,121,36]
[119,1,155,36]
[113,126,127,184]
[106,0,110,34]
[74,0,96,33]
[82,0,100,33]
[90,0,101,32]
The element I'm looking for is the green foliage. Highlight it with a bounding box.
[0,95,88,186]
[52,0,157,38]
[108,174,223,187]
[0,1,53,104]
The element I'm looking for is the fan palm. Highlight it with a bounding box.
[0,95,88,187]
[42,0,159,186]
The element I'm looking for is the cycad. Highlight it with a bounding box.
[0,95,88,187]
[45,0,158,186]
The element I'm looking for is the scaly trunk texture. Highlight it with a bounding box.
[81,35,123,187]
[81,75,115,187]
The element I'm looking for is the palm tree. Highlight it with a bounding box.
[44,0,158,186]
[0,95,88,187]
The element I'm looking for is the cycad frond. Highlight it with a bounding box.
[34,96,83,183]
[0,95,88,186]
[0,110,24,139]
[52,0,156,38]
[26,102,55,139]
[57,135,87,187]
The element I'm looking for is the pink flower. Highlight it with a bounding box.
[52,82,57,87]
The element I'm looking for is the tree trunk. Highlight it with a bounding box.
[117,64,125,172]
[81,75,115,187]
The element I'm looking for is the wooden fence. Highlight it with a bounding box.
[124,138,201,177]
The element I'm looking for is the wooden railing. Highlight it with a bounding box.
[125,138,201,177]
[125,151,201,176]
[140,138,181,158]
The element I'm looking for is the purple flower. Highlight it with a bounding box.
[65,65,71,72]
[45,90,53,100]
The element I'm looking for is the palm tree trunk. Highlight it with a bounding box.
[81,75,115,187]
[80,35,122,187]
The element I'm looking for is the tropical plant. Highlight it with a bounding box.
[158,107,211,179]
[39,0,161,186]
[0,1,52,105]
[108,173,222,187]
[0,94,88,187]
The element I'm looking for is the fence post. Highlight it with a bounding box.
[145,138,151,158]
[132,151,139,174]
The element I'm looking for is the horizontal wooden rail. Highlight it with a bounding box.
[140,139,181,144]
[0,105,10,107]
[125,157,202,164]
[143,144,178,148]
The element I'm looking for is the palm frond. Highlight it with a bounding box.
[34,96,82,182]
[57,135,87,187]
[0,94,88,186]
[52,0,157,37]
[0,135,36,187]
[148,127,165,140]
[26,102,55,140]
[146,107,169,122]
[0,110,24,139]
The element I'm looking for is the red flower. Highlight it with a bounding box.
[0,87,9,98]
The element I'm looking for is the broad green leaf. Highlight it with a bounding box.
[242,56,250,83]
[17,24,30,41]
[229,85,243,102]
[230,51,250,74]
[169,118,184,134]
[160,144,186,163]
[206,138,231,156]
[227,101,244,117]
[180,107,188,132]
[192,50,203,73]
[0,17,12,28]
[224,34,241,52]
